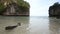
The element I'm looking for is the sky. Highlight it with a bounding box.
[24,0,60,16]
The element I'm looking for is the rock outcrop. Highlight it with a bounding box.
[49,2,60,17]
[0,0,30,16]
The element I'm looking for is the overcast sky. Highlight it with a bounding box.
[24,0,60,16]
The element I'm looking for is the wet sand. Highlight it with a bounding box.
[0,16,60,34]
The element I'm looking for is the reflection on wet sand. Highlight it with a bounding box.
[0,16,60,34]
[0,16,30,34]
[49,17,60,34]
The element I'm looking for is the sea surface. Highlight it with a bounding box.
[0,16,60,34]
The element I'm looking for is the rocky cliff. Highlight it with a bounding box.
[49,2,60,17]
[0,0,30,16]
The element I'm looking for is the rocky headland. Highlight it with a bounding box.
[49,2,60,17]
[0,0,30,16]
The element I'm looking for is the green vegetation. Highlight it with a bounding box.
[17,0,30,8]
[49,2,60,17]
[2,0,30,8]
[0,3,5,13]
[49,2,60,10]
[0,0,30,14]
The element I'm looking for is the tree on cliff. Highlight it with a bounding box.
[0,2,5,14]
[49,2,60,11]
[49,2,60,17]
[0,0,30,14]
[0,0,30,8]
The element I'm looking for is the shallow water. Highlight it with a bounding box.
[0,16,60,34]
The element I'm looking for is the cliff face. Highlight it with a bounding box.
[49,2,60,17]
[1,3,29,16]
[0,0,30,16]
